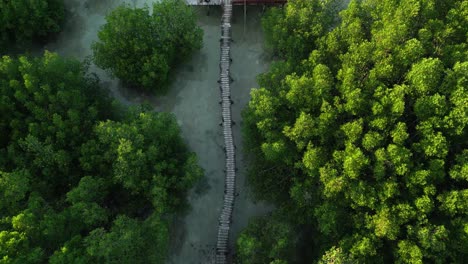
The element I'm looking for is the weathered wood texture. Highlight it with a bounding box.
[215,0,235,263]
[186,0,286,5]
[186,0,223,5]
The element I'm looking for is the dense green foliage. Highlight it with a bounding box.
[0,52,202,263]
[237,210,299,264]
[92,0,203,91]
[0,0,64,51]
[239,0,468,263]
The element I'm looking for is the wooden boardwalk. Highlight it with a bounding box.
[187,0,286,5]
[186,0,223,5]
[215,0,235,263]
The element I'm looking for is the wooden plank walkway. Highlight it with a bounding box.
[215,0,235,263]
[187,0,286,5]
[232,0,286,4]
[186,0,223,5]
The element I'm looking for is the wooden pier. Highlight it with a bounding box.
[215,0,235,263]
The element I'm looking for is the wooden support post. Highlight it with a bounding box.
[244,0,247,37]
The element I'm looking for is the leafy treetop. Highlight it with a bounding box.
[0,52,202,263]
[92,0,203,91]
[238,0,468,263]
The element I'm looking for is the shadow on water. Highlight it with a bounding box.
[165,174,214,261]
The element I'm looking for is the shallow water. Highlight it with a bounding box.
[44,1,273,263]
[154,6,275,264]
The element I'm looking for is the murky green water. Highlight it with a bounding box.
[45,1,273,263]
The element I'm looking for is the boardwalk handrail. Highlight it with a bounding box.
[215,0,235,263]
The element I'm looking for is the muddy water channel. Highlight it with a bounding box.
[45,1,272,263]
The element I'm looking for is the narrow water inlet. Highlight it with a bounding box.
[162,6,274,263]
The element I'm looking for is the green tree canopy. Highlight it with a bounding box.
[236,210,299,264]
[0,0,64,52]
[0,52,202,263]
[240,0,468,263]
[92,0,203,91]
